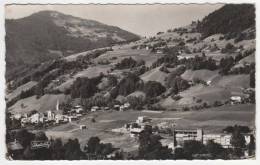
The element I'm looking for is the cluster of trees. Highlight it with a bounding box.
[221,43,236,53]
[110,72,166,101]
[6,129,116,160]
[223,125,251,134]
[138,126,173,159]
[115,57,145,69]
[126,96,146,110]
[110,73,144,98]
[219,56,235,75]
[197,4,255,38]
[182,55,217,71]
[165,66,189,95]
[151,54,178,68]
[143,81,166,98]
[70,75,103,99]
[84,137,114,157]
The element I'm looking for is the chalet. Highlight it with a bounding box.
[230,96,242,104]
[55,114,65,124]
[21,118,30,126]
[68,116,78,122]
[136,116,151,124]
[130,127,144,137]
[30,113,45,124]
[91,106,99,112]
[124,102,130,108]
[114,105,120,111]
[75,107,83,114]
[14,114,22,120]
[119,105,125,111]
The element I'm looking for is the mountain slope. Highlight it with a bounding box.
[197,4,255,38]
[5,10,140,79]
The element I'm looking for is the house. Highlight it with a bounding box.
[230,96,242,104]
[75,108,83,114]
[80,125,87,129]
[177,55,193,60]
[119,105,125,111]
[30,113,45,124]
[13,114,22,120]
[130,127,144,137]
[21,118,30,126]
[47,110,55,121]
[91,106,99,112]
[206,80,212,86]
[124,102,130,108]
[73,105,83,113]
[114,105,120,111]
[136,116,151,124]
[68,116,78,122]
[55,114,65,124]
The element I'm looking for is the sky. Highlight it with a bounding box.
[5,4,223,37]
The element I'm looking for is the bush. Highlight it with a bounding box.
[143,81,166,98]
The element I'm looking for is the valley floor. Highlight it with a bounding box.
[44,104,255,152]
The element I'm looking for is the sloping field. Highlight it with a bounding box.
[6,81,37,102]
[74,65,112,78]
[55,65,112,92]
[212,74,250,89]
[181,69,220,82]
[127,91,146,98]
[206,52,237,61]
[94,48,163,67]
[140,67,168,86]
[180,85,231,104]
[64,47,111,62]
[160,84,232,109]
[55,79,74,92]
[239,54,255,64]
[9,94,70,114]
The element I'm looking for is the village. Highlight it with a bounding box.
[8,99,131,129]
[7,96,255,160]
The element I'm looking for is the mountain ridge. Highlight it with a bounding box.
[5,10,140,80]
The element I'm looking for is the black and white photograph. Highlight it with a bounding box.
[3,2,256,161]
